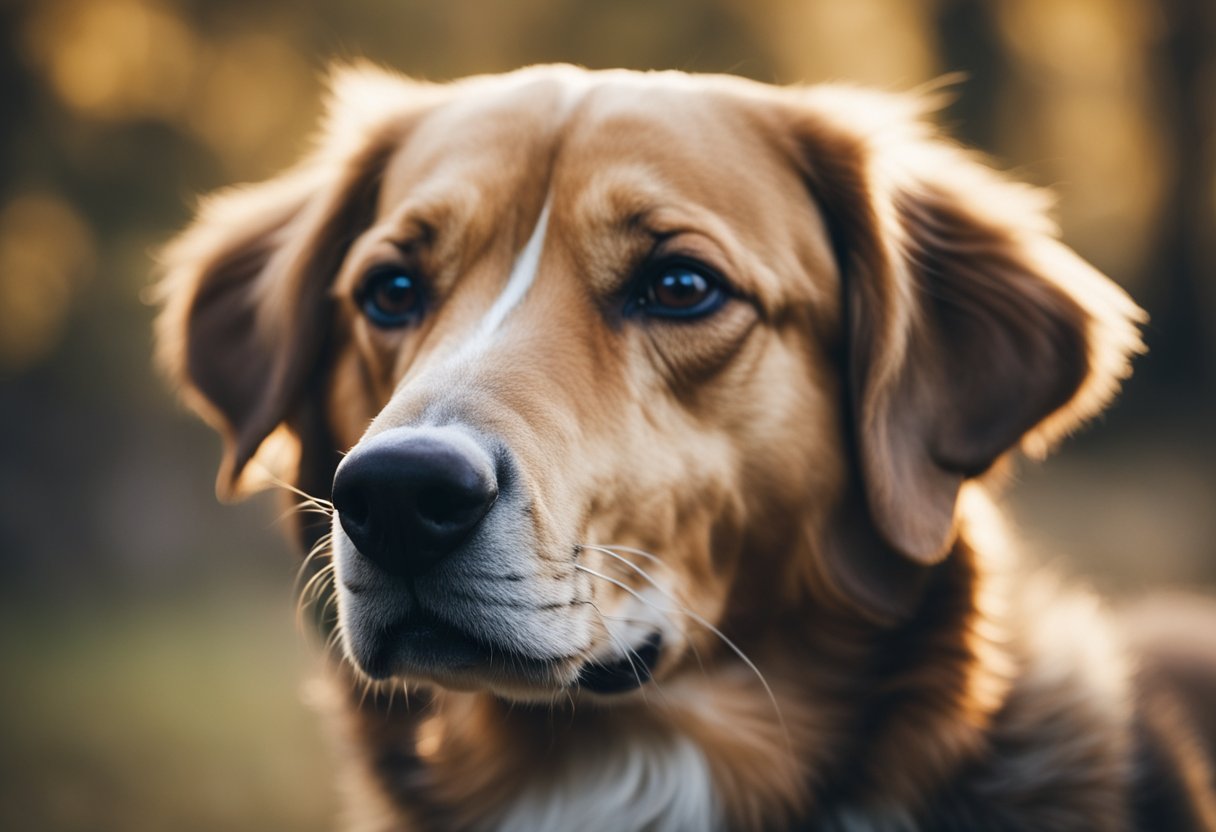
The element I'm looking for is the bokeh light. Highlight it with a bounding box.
[0,192,95,373]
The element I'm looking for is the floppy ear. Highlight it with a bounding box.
[791,87,1145,620]
[154,65,432,498]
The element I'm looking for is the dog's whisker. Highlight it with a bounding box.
[319,591,340,621]
[575,563,790,750]
[296,577,337,633]
[274,502,335,525]
[579,545,690,627]
[584,543,665,568]
[579,567,685,703]
[356,674,374,712]
[293,543,334,597]
[297,562,335,605]
[325,625,346,658]
[293,532,335,589]
[384,680,397,717]
[578,544,677,599]
[595,610,705,677]
[299,561,336,602]
[586,601,651,701]
[252,463,336,511]
[299,530,334,562]
[294,538,337,632]
[292,497,336,514]
[580,544,709,675]
[297,585,336,628]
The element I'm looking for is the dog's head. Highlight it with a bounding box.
[156,65,1143,701]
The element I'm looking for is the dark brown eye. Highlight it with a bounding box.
[635,264,726,319]
[360,269,423,328]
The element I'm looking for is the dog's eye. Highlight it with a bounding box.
[359,268,424,328]
[634,263,726,319]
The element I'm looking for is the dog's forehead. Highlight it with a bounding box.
[377,69,790,218]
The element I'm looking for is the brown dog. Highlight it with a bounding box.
[155,64,1216,830]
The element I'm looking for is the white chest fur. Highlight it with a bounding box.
[483,727,722,832]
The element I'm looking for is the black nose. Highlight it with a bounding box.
[332,428,498,577]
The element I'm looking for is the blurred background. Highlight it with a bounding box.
[0,0,1213,829]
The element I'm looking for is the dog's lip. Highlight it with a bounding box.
[576,632,663,694]
[351,609,570,682]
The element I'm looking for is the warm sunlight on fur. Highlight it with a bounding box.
[155,65,1216,830]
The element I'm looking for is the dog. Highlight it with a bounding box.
[155,64,1216,830]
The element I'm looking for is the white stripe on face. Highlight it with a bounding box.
[453,195,552,361]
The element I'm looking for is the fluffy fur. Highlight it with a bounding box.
[156,64,1216,830]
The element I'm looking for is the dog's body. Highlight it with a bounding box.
[156,65,1216,830]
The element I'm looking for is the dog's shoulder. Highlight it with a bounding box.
[912,582,1216,832]
[1128,681,1216,832]
[805,572,1216,832]
[1125,597,1216,831]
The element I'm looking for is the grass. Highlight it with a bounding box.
[0,589,338,832]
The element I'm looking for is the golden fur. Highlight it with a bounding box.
[155,65,1216,830]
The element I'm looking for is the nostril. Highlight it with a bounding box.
[416,481,498,528]
[339,488,370,528]
[416,488,456,527]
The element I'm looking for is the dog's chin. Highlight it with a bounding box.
[343,609,577,692]
[342,610,665,702]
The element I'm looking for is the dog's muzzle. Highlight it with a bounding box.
[330,424,663,694]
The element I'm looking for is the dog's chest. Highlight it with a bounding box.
[478,728,722,832]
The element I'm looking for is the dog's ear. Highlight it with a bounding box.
[155,65,433,498]
[789,87,1145,620]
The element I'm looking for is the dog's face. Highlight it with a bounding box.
[157,66,1142,701]
[319,70,849,699]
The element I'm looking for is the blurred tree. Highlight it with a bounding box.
[934,0,1005,152]
[1145,0,1216,397]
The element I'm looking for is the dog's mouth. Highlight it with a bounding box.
[350,609,568,684]
[346,607,664,696]
[576,632,663,694]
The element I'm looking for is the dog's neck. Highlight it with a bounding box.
[334,668,817,831]
[324,506,1131,831]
